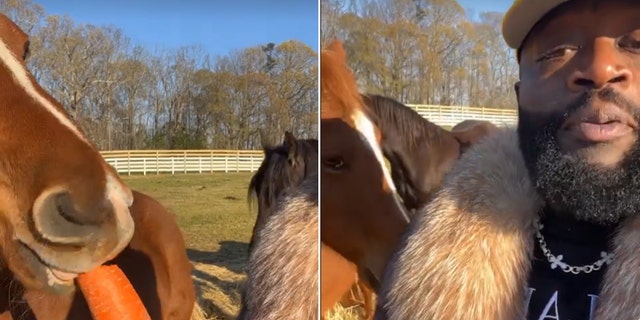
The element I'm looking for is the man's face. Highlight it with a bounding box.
[517,0,640,225]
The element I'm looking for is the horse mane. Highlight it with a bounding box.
[247,138,318,211]
[362,93,449,151]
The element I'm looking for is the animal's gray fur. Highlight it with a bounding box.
[238,173,318,320]
[376,127,640,320]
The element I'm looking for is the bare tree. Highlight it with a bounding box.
[1,0,318,150]
[327,0,518,109]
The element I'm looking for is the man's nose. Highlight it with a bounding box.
[567,38,633,92]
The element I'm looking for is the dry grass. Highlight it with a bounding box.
[122,172,366,319]
[326,288,374,320]
[325,305,363,320]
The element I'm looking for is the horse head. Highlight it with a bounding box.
[320,40,409,284]
[362,94,500,214]
[0,13,134,294]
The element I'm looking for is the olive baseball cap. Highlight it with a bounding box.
[502,0,569,50]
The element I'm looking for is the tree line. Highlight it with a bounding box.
[2,0,318,150]
[321,0,519,110]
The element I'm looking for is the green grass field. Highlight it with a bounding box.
[124,173,255,251]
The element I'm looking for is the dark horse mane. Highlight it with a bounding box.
[247,138,318,209]
[361,93,449,151]
[361,93,460,214]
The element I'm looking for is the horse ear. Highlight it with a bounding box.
[284,131,296,145]
[0,14,30,62]
[284,131,299,167]
[326,39,346,62]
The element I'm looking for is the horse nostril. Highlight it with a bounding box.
[32,190,114,246]
[55,193,83,225]
[54,192,112,226]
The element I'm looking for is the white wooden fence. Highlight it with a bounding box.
[100,150,264,175]
[407,104,518,127]
[100,106,517,175]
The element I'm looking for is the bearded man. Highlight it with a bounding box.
[374,1,640,319]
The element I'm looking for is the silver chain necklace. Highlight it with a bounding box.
[535,220,614,274]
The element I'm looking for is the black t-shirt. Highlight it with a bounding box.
[525,212,617,320]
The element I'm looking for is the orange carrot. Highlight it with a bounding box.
[76,265,151,320]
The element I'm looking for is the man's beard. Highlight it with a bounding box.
[518,88,640,225]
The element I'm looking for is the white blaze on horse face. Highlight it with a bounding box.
[0,40,90,146]
[0,39,133,206]
[352,109,410,223]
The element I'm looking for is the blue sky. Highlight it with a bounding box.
[457,0,512,19]
[34,0,319,58]
[32,0,511,58]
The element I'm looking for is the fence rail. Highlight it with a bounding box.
[100,149,264,175]
[101,106,517,175]
[407,104,518,127]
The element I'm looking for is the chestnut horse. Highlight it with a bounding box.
[0,11,135,298]
[237,173,318,320]
[0,14,199,320]
[247,131,317,253]
[362,93,499,213]
[320,40,410,319]
[0,190,201,320]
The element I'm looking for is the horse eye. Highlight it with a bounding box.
[322,157,345,171]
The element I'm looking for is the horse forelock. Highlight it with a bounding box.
[0,37,90,148]
[320,44,366,122]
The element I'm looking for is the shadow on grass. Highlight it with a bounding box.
[187,240,249,274]
[188,241,250,320]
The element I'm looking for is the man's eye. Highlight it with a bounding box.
[619,36,640,52]
[537,46,578,62]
